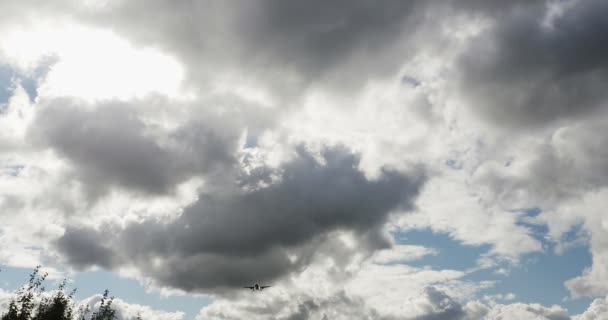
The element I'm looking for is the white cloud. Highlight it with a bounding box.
[574,296,608,320]
[0,82,34,149]
[371,245,438,265]
[560,190,608,298]
[0,22,185,101]
[396,170,542,259]
[473,302,570,320]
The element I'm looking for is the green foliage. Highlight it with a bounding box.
[0,267,121,320]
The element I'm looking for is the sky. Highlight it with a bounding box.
[1,0,608,319]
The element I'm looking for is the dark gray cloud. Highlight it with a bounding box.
[55,226,118,269]
[33,100,183,195]
[456,0,608,127]
[55,146,425,291]
[235,0,424,85]
[29,97,268,199]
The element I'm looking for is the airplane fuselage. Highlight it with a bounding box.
[244,283,270,291]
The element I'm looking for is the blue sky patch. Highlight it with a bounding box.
[393,227,592,315]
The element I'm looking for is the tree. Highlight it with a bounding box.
[89,290,116,320]
[32,281,76,320]
[1,266,47,320]
[0,267,120,320]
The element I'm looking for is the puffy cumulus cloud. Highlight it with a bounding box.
[254,235,485,319]
[559,190,608,298]
[0,81,271,267]
[344,263,480,317]
[200,288,465,320]
[78,294,184,320]
[480,302,570,320]
[455,0,608,128]
[196,259,480,320]
[29,97,240,197]
[18,67,276,197]
[55,146,426,291]
[462,115,608,296]
[396,170,543,259]
[467,114,608,210]
[198,290,384,320]
[198,283,580,320]
[574,296,608,320]
[408,287,465,320]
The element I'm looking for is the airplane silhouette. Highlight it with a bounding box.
[243,284,271,291]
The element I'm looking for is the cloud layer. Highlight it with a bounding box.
[1,0,608,318]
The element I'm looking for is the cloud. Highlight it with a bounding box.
[55,146,425,291]
[481,302,570,320]
[78,294,185,320]
[32,99,187,195]
[197,284,576,320]
[458,118,608,298]
[2,0,608,317]
[198,290,387,320]
[574,296,608,320]
[455,0,608,128]
[371,245,438,265]
[410,287,465,320]
[32,0,456,101]
[410,289,577,320]
[558,190,608,298]
[196,280,474,320]
[231,0,424,85]
[28,94,274,199]
[397,170,543,258]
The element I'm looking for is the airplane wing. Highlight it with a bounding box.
[260,286,271,290]
[243,286,255,289]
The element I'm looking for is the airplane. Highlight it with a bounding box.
[243,284,271,291]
